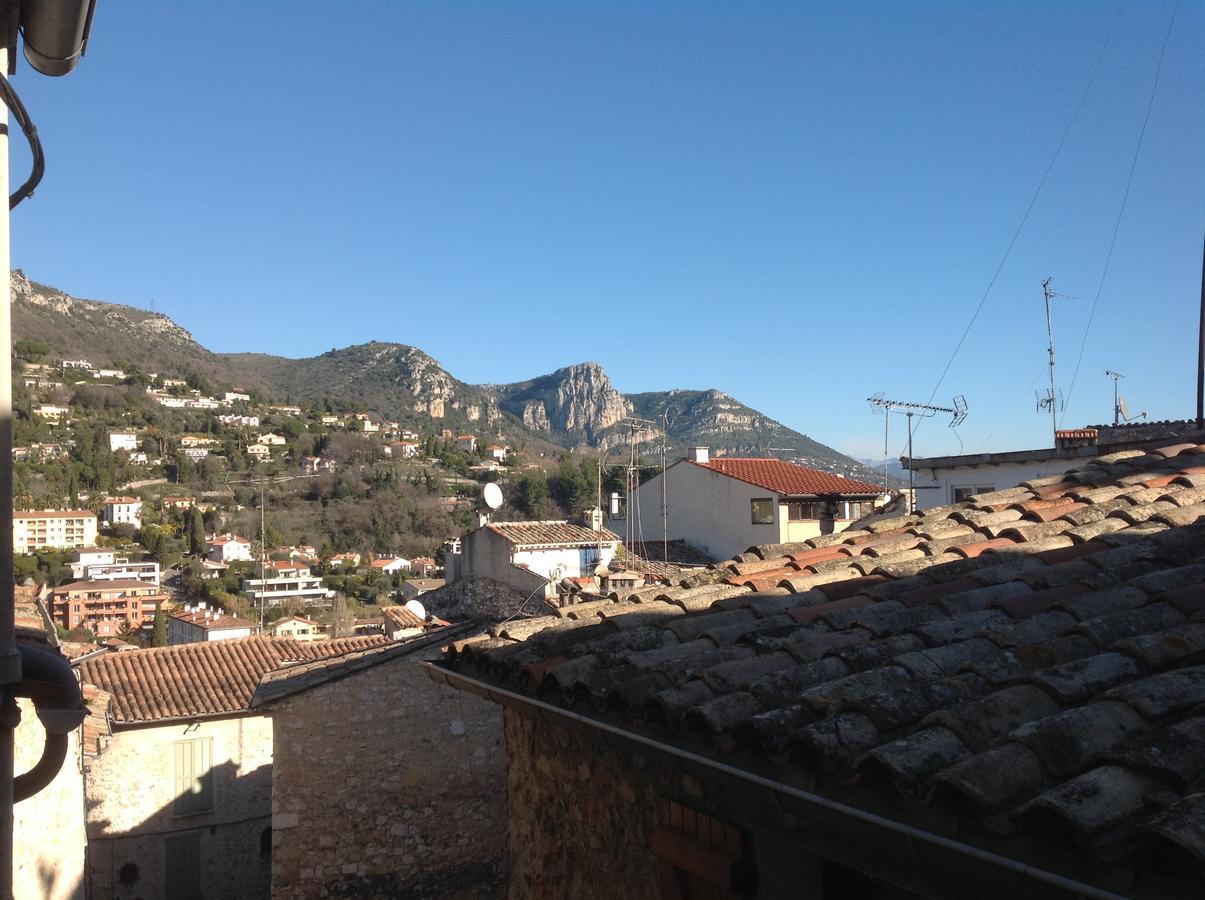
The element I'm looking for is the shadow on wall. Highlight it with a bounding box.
[86,759,273,900]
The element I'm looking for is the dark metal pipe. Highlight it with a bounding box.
[1197,230,1204,429]
[13,732,66,802]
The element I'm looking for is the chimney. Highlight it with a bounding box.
[582,507,604,532]
[688,447,709,464]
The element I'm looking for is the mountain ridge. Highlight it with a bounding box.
[10,272,877,479]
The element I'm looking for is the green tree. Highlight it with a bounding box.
[188,506,207,556]
[152,605,168,646]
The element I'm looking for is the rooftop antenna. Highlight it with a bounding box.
[867,394,968,512]
[1041,278,1076,444]
[1105,370,1147,425]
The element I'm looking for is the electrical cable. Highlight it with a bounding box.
[0,73,45,209]
[903,3,1122,457]
[1061,0,1180,423]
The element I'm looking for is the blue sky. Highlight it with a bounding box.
[9,1,1202,460]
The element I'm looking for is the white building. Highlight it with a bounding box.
[182,447,211,461]
[34,404,68,420]
[168,603,259,644]
[216,414,260,427]
[102,496,143,529]
[446,513,620,600]
[13,509,98,553]
[621,448,884,561]
[902,425,1202,510]
[60,358,93,370]
[109,431,138,453]
[71,548,161,586]
[370,557,410,576]
[224,391,251,403]
[257,433,287,446]
[208,534,254,563]
[241,573,331,607]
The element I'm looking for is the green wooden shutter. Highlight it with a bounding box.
[165,831,202,899]
[173,738,213,815]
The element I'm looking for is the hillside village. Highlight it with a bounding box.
[2,1,1199,897]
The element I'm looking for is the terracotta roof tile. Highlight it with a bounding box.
[79,635,390,724]
[438,439,1205,891]
[692,458,883,496]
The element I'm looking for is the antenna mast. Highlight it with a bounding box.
[1105,369,1124,426]
[867,394,968,512]
[1040,278,1076,444]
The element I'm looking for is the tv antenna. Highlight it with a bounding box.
[868,394,968,511]
[1041,278,1076,443]
[1105,370,1146,425]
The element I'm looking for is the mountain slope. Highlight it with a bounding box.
[11,273,876,478]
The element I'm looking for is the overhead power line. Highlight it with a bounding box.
[1061,0,1181,422]
[906,3,1122,456]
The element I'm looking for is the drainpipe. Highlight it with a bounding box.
[0,23,20,898]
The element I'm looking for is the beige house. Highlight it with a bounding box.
[622,448,883,560]
[77,636,388,899]
[267,615,325,641]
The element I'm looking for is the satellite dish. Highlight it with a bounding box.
[404,599,427,621]
[482,482,504,510]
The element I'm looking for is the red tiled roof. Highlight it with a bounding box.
[53,579,166,594]
[78,635,391,724]
[441,436,1205,894]
[169,609,256,631]
[381,605,425,630]
[691,458,882,496]
[486,521,620,546]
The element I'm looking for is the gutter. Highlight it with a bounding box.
[425,663,1127,900]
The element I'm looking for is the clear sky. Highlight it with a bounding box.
[8,1,1203,461]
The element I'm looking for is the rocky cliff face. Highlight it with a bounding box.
[12,270,202,352]
[10,271,871,476]
[485,362,632,444]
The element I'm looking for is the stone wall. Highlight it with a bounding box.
[14,697,86,900]
[269,645,506,899]
[419,576,533,623]
[85,715,274,899]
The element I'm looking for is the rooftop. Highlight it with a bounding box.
[438,440,1205,895]
[79,635,391,724]
[169,609,256,631]
[486,520,620,547]
[692,457,883,496]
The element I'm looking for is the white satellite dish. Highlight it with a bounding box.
[404,599,427,621]
[482,482,504,510]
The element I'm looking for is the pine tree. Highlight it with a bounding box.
[152,604,168,647]
[188,506,206,556]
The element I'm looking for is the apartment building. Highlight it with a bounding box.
[47,578,169,638]
[14,509,98,554]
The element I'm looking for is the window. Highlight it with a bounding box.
[952,485,994,504]
[173,737,213,815]
[750,499,774,525]
[786,501,824,521]
[654,799,752,899]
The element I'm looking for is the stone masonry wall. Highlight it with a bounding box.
[85,715,274,899]
[419,576,531,623]
[270,647,506,899]
[503,709,664,900]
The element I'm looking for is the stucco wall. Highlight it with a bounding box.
[85,715,273,899]
[14,697,85,900]
[631,462,780,560]
[911,458,1080,510]
[269,648,506,899]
